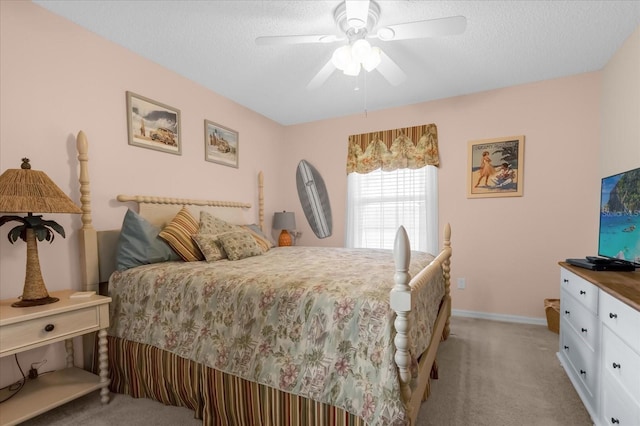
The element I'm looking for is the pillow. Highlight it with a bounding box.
[217,231,264,261]
[158,207,203,262]
[241,224,275,250]
[116,209,181,271]
[193,233,223,262]
[196,211,242,260]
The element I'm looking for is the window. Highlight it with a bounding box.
[346,166,438,254]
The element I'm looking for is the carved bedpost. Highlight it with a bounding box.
[442,223,452,340]
[390,226,412,403]
[76,131,99,293]
[258,171,264,232]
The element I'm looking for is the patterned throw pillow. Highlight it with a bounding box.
[217,231,264,261]
[196,211,241,260]
[158,207,203,262]
[241,224,274,252]
[192,233,222,262]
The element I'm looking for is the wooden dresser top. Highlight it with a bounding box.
[559,262,640,311]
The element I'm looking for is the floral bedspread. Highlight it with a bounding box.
[108,246,444,425]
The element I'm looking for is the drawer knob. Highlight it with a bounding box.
[611,419,619,424]
[580,369,586,376]
[609,313,617,319]
[612,362,621,369]
[579,290,586,295]
[563,345,569,350]
[581,328,587,333]
[563,279,569,283]
[564,310,570,315]
[44,324,55,332]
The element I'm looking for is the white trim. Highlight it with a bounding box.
[452,309,547,326]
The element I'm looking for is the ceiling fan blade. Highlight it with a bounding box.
[345,0,370,29]
[375,51,406,86]
[376,15,467,41]
[256,34,343,46]
[307,59,336,90]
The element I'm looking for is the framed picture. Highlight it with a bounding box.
[126,91,181,155]
[204,120,238,168]
[467,135,524,198]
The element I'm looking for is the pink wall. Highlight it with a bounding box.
[285,73,601,320]
[1,1,285,298]
[0,1,285,384]
[0,1,613,385]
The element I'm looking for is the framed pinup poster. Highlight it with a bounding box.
[467,135,524,198]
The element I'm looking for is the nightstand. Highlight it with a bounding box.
[0,289,111,426]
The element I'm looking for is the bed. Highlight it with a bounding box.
[75,131,452,426]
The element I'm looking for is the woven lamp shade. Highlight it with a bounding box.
[0,164,82,214]
[0,158,82,307]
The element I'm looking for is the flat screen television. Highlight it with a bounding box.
[598,166,640,267]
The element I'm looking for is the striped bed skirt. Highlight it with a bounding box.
[106,336,368,426]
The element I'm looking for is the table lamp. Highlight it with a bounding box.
[272,211,296,247]
[0,158,82,307]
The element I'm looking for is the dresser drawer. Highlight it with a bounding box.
[560,317,598,404]
[561,288,599,351]
[0,306,101,355]
[602,325,640,401]
[601,371,640,426]
[561,269,598,314]
[600,290,640,354]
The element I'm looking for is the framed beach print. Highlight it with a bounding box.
[204,120,239,168]
[467,135,524,198]
[126,91,181,155]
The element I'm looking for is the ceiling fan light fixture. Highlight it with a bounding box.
[331,45,352,70]
[362,46,382,72]
[351,39,371,62]
[343,60,361,76]
[377,27,395,41]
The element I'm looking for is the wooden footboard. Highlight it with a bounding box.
[392,224,452,425]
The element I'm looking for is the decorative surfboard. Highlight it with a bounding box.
[296,160,332,238]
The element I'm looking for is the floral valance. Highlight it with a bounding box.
[346,123,439,174]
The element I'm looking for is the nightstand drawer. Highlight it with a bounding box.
[0,306,100,355]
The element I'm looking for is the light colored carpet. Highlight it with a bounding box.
[21,317,592,426]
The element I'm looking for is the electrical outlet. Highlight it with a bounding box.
[28,367,38,380]
[457,277,466,289]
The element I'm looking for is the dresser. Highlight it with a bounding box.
[557,263,640,426]
[0,289,111,426]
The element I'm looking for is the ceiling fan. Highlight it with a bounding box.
[255,0,466,90]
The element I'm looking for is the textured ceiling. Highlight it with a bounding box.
[34,1,640,125]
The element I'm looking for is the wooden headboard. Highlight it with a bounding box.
[76,130,265,293]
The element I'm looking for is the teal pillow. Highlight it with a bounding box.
[116,209,181,271]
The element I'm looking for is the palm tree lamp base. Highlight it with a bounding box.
[0,158,83,308]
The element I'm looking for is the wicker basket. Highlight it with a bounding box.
[544,298,560,334]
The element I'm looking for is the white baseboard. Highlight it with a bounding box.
[452,309,547,326]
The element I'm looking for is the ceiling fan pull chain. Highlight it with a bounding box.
[364,71,368,118]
